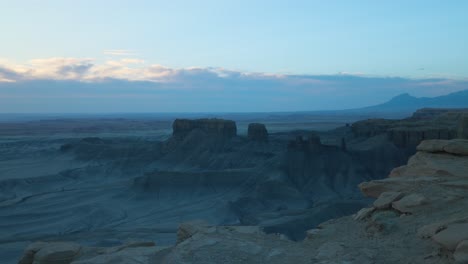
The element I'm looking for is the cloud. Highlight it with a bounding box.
[0,57,468,112]
[103,49,138,56]
[121,58,145,64]
[0,66,22,82]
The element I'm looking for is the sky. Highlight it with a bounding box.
[0,0,467,113]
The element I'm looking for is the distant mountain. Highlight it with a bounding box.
[356,89,468,114]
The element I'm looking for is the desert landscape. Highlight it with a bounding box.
[2,2,468,263]
[0,107,467,263]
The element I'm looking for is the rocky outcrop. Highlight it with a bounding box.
[172,118,237,138]
[351,110,464,149]
[387,127,457,148]
[18,241,163,264]
[18,241,81,264]
[287,134,322,152]
[247,123,268,142]
[354,139,468,262]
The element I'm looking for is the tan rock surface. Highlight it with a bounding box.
[432,223,468,250]
[454,240,468,264]
[373,191,404,209]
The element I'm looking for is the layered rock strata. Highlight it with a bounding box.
[172,118,237,138]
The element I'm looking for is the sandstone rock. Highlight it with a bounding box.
[392,193,427,213]
[353,207,375,221]
[18,241,49,264]
[454,240,468,264]
[367,210,399,233]
[373,191,404,209]
[417,223,447,239]
[359,179,403,198]
[315,242,345,260]
[432,223,468,250]
[172,118,237,138]
[247,123,268,142]
[305,229,321,240]
[177,220,212,244]
[417,139,451,153]
[388,165,408,177]
[33,242,81,264]
[443,139,468,156]
[458,114,468,139]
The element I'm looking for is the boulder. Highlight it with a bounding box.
[353,207,375,221]
[247,123,268,142]
[392,193,426,213]
[172,118,237,138]
[22,242,81,264]
[432,223,468,250]
[444,139,468,156]
[455,240,468,264]
[359,179,402,198]
[417,222,447,239]
[373,191,404,209]
[416,139,451,153]
[18,242,49,264]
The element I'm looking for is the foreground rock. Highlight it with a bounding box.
[18,242,81,264]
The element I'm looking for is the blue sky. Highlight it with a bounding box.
[0,1,467,112]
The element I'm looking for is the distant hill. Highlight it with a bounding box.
[354,89,468,115]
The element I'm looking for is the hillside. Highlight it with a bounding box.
[354,90,468,115]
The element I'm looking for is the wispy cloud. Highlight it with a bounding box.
[1,57,468,112]
[103,49,138,56]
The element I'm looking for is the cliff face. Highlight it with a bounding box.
[387,127,457,148]
[351,109,468,149]
[172,118,237,138]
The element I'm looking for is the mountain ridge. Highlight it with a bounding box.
[357,89,468,113]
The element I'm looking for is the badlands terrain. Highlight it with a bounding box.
[1,109,468,263]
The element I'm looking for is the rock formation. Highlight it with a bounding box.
[172,118,237,138]
[247,123,268,142]
[21,138,467,264]
[287,134,321,152]
[351,109,468,148]
[387,127,457,148]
